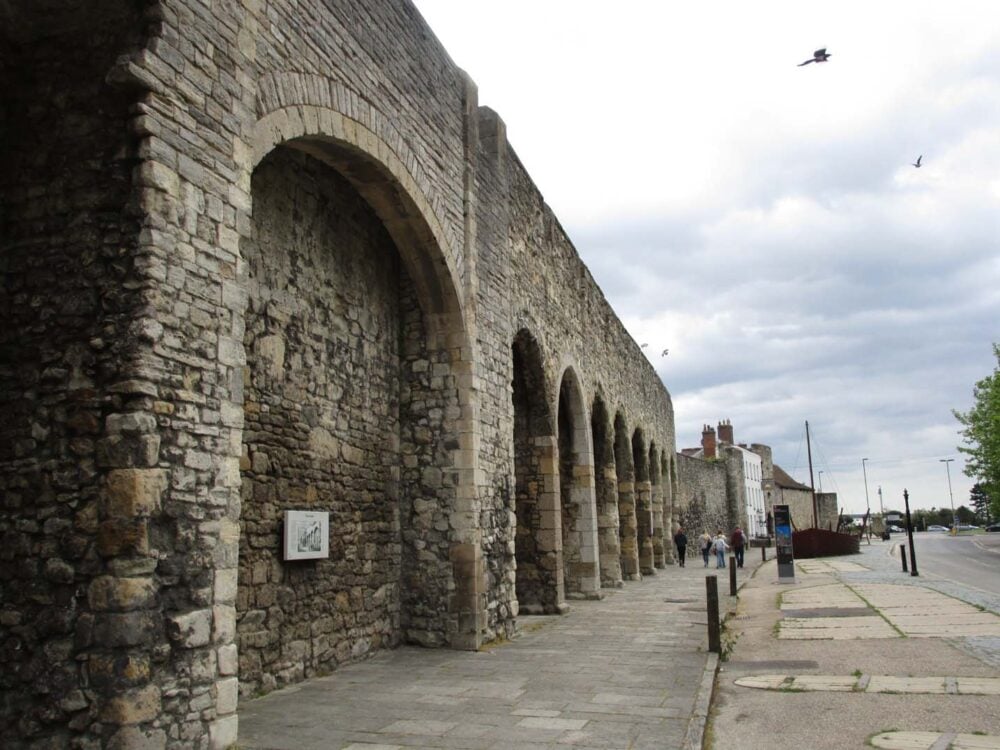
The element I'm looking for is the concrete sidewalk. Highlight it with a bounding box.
[238,553,762,750]
[710,542,1000,750]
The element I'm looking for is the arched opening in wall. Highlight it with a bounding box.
[590,395,622,587]
[613,413,638,580]
[511,330,561,613]
[661,451,673,562]
[649,443,665,568]
[238,139,466,698]
[632,430,654,575]
[557,368,600,599]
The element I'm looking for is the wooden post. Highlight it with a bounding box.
[706,575,721,653]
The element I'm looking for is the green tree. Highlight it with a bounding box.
[970,484,993,525]
[954,344,1000,518]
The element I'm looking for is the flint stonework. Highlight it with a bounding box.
[0,1,677,747]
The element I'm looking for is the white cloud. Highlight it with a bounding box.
[414,0,1000,513]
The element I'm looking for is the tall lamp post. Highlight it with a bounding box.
[818,471,824,492]
[862,458,871,540]
[940,458,956,532]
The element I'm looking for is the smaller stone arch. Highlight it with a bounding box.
[511,329,562,613]
[649,442,665,568]
[557,367,600,599]
[614,413,639,580]
[661,450,675,564]
[591,394,622,587]
[632,429,654,576]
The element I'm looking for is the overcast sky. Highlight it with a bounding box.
[413,0,1000,516]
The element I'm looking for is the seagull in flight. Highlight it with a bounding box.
[798,48,831,66]
[912,155,922,168]
[661,349,669,357]
[640,343,649,349]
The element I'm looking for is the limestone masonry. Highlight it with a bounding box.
[0,2,678,748]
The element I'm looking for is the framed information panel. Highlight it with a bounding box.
[283,510,330,561]
[773,504,795,581]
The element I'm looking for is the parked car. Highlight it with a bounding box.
[953,524,979,531]
[986,524,1000,532]
[926,525,949,532]
[888,525,904,533]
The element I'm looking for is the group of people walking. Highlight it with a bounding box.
[672,526,746,569]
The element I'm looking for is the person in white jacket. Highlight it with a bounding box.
[713,532,729,568]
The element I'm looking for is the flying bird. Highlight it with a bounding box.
[912,155,922,168]
[661,349,669,357]
[640,343,649,349]
[798,48,831,66]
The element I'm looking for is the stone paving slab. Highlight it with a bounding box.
[779,615,899,639]
[239,561,759,749]
[796,560,869,573]
[734,673,1000,696]
[870,731,1000,749]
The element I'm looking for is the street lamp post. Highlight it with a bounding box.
[862,458,871,541]
[818,471,824,492]
[940,458,956,532]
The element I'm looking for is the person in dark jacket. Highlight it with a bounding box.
[673,527,688,567]
[731,527,746,568]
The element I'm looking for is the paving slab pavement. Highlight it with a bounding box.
[710,541,1000,750]
[238,553,763,749]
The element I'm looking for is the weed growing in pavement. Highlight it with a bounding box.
[843,582,906,637]
[866,730,900,747]
[777,684,804,693]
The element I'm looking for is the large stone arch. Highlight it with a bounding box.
[235,97,482,703]
[248,102,465,321]
[591,394,623,587]
[511,329,562,613]
[632,429,654,576]
[614,413,639,580]
[557,367,600,599]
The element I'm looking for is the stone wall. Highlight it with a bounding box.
[773,488,837,531]
[237,148,406,695]
[0,3,159,746]
[0,1,678,747]
[675,454,731,544]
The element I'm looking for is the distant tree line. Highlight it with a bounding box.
[884,503,983,530]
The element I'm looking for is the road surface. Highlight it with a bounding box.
[903,531,1000,596]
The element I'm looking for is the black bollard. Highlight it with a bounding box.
[706,575,721,653]
[761,545,767,562]
[903,489,919,577]
[729,556,737,596]
[900,545,908,573]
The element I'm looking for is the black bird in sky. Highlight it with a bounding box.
[661,349,669,357]
[912,155,923,168]
[798,48,831,66]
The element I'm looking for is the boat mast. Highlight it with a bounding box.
[806,420,818,528]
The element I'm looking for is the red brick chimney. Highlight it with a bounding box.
[701,425,717,459]
[717,419,734,445]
